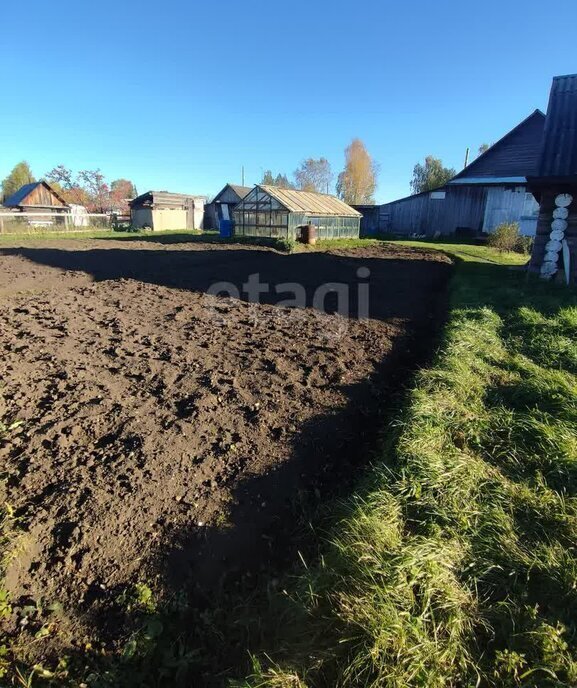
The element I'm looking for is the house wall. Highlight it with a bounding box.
[483,186,539,235]
[360,185,538,237]
[193,199,205,230]
[23,184,67,208]
[378,186,486,236]
[131,207,153,228]
[152,208,188,231]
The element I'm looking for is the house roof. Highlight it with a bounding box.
[3,180,67,208]
[258,185,361,217]
[212,183,252,204]
[449,109,546,183]
[534,74,577,179]
[228,184,252,199]
[130,190,206,208]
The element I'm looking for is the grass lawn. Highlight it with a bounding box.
[0,229,207,243]
[235,240,577,687]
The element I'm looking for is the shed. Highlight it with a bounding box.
[528,74,577,284]
[130,191,206,231]
[204,184,252,230]
[233,185,361,240]
[3,181,68,213]
[360,110,545,237]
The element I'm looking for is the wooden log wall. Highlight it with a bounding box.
[529,186,577,285]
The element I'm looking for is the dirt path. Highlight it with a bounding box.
[0,239,451,662]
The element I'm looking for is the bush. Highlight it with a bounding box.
[487,222,532,254]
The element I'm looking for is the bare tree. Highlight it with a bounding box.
[77,169,110,212]
[294,157,333,194]
[336,139,378,204]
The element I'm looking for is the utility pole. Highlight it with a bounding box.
[241,166,245,186]
[463,147,470,169]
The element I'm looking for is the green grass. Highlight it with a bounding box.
[0,228,207,243]
[232,242,577,687]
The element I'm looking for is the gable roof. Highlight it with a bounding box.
[3,180,67,208]
[3,180,68,208]
[449,109,546,183]
[212,183,252,203]
[258,185,361,217]
[228,184,252,199]
[534,74,577,179]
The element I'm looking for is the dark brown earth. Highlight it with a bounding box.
[0,237,451,661]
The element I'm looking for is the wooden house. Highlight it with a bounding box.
[359,110,545,237]
[204,184,252,230]
[233,185,361,240]
[528,74,577,284]
[130,191,206,231]
[2,181,69,214]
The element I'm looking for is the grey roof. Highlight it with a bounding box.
[535,74,577,179]
[3,181,42,207]
[228,184,252,199]
[130,190,206,208]
[451,110,545,182]
[259,185,361,217]
[211,183,252,204]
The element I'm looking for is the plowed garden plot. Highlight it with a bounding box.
[0,239,450,665]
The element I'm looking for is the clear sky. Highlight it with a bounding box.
[1,0,574,203]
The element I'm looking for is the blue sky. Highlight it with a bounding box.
[1,0,574,203]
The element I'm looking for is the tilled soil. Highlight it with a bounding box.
[0,238,451,660]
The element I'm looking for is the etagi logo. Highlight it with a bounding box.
[205,267,370,340]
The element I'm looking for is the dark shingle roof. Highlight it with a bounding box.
[3,181,41,207]
[536,74,577,179]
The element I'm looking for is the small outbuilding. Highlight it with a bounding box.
[204,184,252,230]
[3,180,69,214]
[130,191,206,231]
[233,185,361,240]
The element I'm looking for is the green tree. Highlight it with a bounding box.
[260,170,294,189]
[477,143,491,157]
[294,158,333,193]
[336,139,378,204]
[1,161,35,201]
[410,156,455,194]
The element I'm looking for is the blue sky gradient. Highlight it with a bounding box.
[1,0,574,202]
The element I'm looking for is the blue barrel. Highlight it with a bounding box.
[219,219,233,238]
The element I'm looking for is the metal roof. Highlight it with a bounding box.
[535,74,577,179]
[258,185,361,217]
[3,181,42,207]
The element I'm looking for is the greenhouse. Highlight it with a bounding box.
[233,185,361,240]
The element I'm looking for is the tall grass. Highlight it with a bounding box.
[237,246,577,687]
